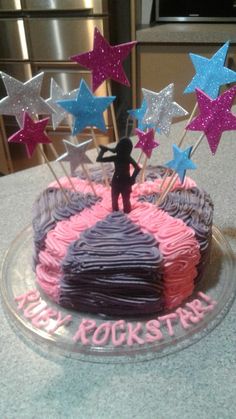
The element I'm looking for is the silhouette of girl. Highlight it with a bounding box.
[97,137,140,213]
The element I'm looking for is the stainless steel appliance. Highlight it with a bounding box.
[0,0,112,173]
[155,0,236,22]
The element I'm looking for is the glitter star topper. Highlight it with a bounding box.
[8,112,51,158]
[184,41,236,99]
[128,99,160,132]
[57,138,93,175]
[46,79,80,130]
[164,144,197,183]
[0,72,54,126]
[70,27,137,92]
[134,128,159,158]
[57,79,115,135]
[186,86,236,154]
[142,84,188,136]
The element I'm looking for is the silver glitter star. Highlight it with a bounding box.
[57,138,93,175]
[0,72,54,126]
[46,79,79,130]
[142,84,188,136]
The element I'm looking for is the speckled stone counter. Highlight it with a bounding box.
[137,23,236,43]
[0,120,236,419]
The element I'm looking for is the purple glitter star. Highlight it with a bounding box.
[8,112,51,158]
[70,27,137,92]
[186,86,236,154]
[134,128,159,158]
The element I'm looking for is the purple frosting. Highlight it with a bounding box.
[59,212,164,317]
[32,187,99,268]
[139,186,214,282]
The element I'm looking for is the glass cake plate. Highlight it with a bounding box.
[0,225,235,363]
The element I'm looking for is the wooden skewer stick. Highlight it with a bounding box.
[49,143,77,192]
[157,133,204,205]
[139,155,148,184]
[39,147,69,203]
[107,80,119,143]
[125,114,130,137]
[90,127,110,188]
[137,150,144,164]
[190,132,205,156]
[178,102,198,148]
[81,162,97,196]
[157,172,178,206]
[159,169,171,191]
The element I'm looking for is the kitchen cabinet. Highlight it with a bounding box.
[137,43,236,113]
[136,24,236,114]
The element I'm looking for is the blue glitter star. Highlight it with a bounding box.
[128,99,149,131]
[57,79,115,135]
[128,99,161,132]
[184,41,236,99]
[164,145,197,183]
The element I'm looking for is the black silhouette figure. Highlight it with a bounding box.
[97,137,140,213]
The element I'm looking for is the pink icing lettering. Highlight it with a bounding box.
[158,313,177,336]
[176,307,199,329]
[47,312,72,333]
[127,322,144,346]
[31,308,58,328]
[73,319,96,345]
[198,292,217,309]
[92,322,111,346]
[111,320,126,346]
[15,289,40,310]
[145,319,163,342]
[23,301,47,319]
[186,299,210,319]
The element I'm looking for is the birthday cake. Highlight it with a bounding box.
[32,165,213,318]
[2,29,236,351]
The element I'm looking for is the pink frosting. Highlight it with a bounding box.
[128,203,200,309]
[36,176,200,310]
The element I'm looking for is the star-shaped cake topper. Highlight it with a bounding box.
[128,99,149,131]
[46,79,67,130]
[46,79,80,130]
[57,79,115,135]
[70,27,137,92]
[128,99,160,132]
[186,86,236,154]
[164,144,197,183]
[0,72,54,126]
[134,128,159,158]
[57,138,93,175]
[8,112,51,158]
[184,41,236,99]
[142,84,188,136]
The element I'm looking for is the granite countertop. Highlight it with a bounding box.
[0,120,236,419]
[137,23,236,43]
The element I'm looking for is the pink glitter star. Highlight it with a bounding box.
[70,27,137,92]
[134,128,159,158]
[8,112,51,158]
[186,86,236,154]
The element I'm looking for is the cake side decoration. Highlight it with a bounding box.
[14,289,217,347]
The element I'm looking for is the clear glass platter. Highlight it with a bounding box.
[0,225,235,363]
